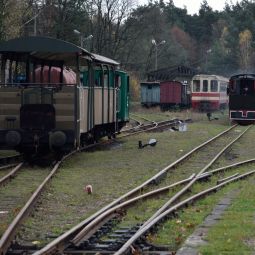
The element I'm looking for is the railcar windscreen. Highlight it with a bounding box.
[193,80,200,92]
[202,80,208,92]
[210,80,218,92]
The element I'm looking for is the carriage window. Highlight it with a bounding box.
[115,75,121,88]
[193,80,200,92]
[210,80,218,92]
[94,70,102,87]
[220,82,227,92]
[104,70,109,87]
[203,80,208,92]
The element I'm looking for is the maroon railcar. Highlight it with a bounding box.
[160,80,190,109]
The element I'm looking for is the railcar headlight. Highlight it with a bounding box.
[5,131,21,146]
[50,131,67,147]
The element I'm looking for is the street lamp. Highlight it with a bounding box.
[73,29,93,49]
[152,39,166,70]
[205,48,212,72]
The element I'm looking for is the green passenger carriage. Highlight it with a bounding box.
[0,36,129,153]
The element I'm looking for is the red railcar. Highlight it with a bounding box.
[160,80,190,109]
[191,74,228,111]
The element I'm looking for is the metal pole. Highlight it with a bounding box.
[155,45,158,70]
[80,36,83,48]
[34,16,37,36]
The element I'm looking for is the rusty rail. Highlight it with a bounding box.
[71,126,250,245]
[0,154,23,167]
[114,169,255,254]
[34,124,237,255]
[0,162,24,187]
[141,125,251,228]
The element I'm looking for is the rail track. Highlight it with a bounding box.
[68,125,252,253]
[0,155,23,168]
[118,118,180,139]
[0,116,178,255]
[0,163,24,187]
[28,124,255,255]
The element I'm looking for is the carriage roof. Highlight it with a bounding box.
[0,36,119,66]
[230,74,255,80]
[192,74,228,82]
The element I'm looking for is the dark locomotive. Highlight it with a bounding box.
[0,36,129,154]
[228,73,255,124]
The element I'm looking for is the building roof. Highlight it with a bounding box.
[147,65,198,81]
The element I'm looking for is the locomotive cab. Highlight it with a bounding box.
[229,74,255,123]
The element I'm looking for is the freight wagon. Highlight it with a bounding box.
[160,80,190,110]
[140,80,190,109]
[140,82,160,106]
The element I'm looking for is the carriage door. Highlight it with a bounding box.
[116,74,121,120]
[147,84,153,104]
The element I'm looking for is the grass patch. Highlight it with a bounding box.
[199,178,255,254]
[19,119,229,245]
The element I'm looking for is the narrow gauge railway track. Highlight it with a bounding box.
[0,155,23,168]
[118,119,179,138]
[119,117,143,133]
[63,163,255,255]
[0,163,23,187]
[0,146,83,255]
[0,163,54,255]
[0,115,179,255]
[65,125,251,253]
[119,114,157,135]
[0,114,167,255]
[31,124,250,255]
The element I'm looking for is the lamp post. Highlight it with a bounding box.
[205,48,212,72]
[73,29,93,49]
[152,39,166,70]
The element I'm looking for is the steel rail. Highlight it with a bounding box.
[119,117,143,133]
[118,120,159,138]
[217,172,239,184]
[71,155,254,245]
[72,157,255,244]
[141,125,250,228]
[208,158,255,174]
[71,173,201,245]
[71,173,214,245]
[115,169,255,254]
[0,164,18,171]
[78,119,175,152]
[114,126,251,254]
[0,161,62,255]
[34,124,237,255]
[0,140,111,255]
[0,154,23,167]
[119,119,182,139]
[0,162,24,187]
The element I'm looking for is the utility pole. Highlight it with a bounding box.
[152,39,166,70]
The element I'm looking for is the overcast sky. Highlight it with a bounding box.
[172,0,240,15]
[137,0,240,14]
